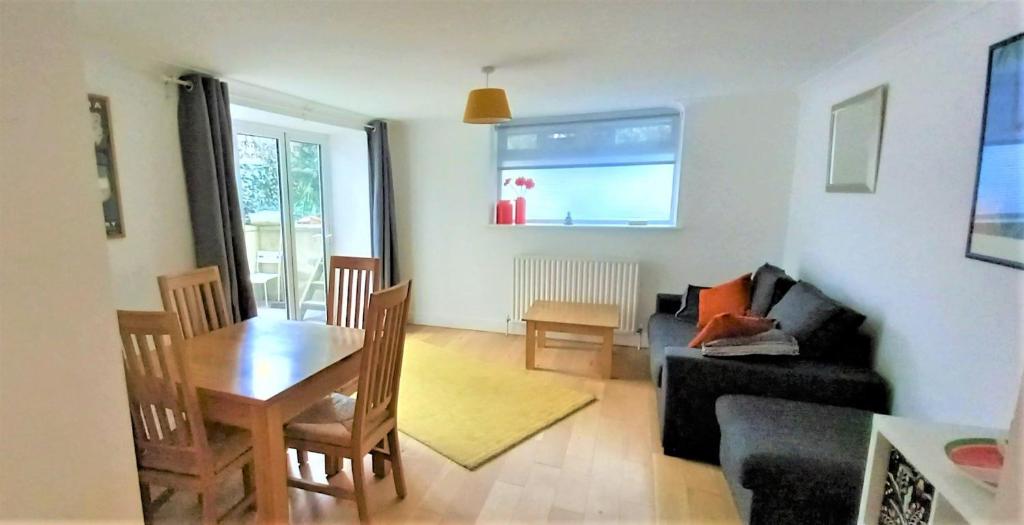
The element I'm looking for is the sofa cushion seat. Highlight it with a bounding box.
[647,312,698,383]
[716,395,872,524]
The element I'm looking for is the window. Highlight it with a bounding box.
[496,109,682,226]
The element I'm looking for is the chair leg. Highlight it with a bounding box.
[199,487,218,525]
[296,447,309,466]
[325,455,340,477]
[372,439,389,478]
[242,462,255,496]
[387,429,407,499]
[351,456,370,523]
[139,482,153,525]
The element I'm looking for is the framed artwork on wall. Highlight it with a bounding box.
[88,94,125,238]
[966,33,1023,269]
[826,84,887,193]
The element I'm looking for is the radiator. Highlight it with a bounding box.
[512,256,640,333]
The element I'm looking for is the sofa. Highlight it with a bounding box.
[648,265,889,463]
[716,395,873,525]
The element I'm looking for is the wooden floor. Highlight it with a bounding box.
[151,325,742,524]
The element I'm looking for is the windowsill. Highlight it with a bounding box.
[487,223,680,230]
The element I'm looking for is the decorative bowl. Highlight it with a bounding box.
[944,437,1005,492]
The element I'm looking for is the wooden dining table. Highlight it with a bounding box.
[183,317,364,524]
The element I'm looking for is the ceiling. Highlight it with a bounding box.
[75,0,933,121]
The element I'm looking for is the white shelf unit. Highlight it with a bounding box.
[858,414,1007,524]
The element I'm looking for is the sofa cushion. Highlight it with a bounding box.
[698,273,752,327]
[674,284,708,321]
[716,395,872,503]
[768,282,865,359]
[749,263,796,317]
[647,313,699,384]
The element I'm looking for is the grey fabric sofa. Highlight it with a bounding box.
[716,395,873,525]
[649,292,888,463]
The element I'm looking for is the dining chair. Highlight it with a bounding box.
[283,280,412,523]
[249,251,282,308]
[325,255,382,329]
[158,266,232,339]
[117,310,255,524]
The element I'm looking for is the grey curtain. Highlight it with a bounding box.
[177,74,257,321]
[367,120,399,287]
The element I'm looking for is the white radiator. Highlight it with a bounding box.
[512,256,640,333]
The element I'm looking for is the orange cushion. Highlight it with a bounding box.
[689,313,774,348]
[697,273,753,328]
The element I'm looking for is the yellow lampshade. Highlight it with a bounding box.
[463,87,512,124]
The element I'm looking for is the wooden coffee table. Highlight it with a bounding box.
[523,300,619,379]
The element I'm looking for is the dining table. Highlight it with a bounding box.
[183,317,364,524]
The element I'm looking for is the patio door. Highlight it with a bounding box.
[233,122,331,322]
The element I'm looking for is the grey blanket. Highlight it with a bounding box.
[701,328,800,357]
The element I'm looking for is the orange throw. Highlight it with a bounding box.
[689,312,775,348]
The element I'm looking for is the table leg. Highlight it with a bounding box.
[600,328,613,380]
[525,320,536,370]
[250,405,290,524]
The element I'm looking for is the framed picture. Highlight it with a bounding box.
[88,94,125,238]
[966,33,1023,269]
[826,85,888,194]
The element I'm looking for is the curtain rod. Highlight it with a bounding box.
[163,73,380,130]
[162,75,194,91]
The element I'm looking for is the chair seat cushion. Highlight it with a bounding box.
[207,423,253,473]
[138,422,251,476]
[716,395,872,499]
[285,393,356,445]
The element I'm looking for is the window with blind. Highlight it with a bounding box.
[496,109,682,227]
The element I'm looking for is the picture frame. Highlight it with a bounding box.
[966,32,1024,269]
[826,85,887,194]
[88,94,125,238]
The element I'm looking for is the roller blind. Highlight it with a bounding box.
[496,110,681,170]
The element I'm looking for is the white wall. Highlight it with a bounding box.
[0,1,144,521]
[783,2,1024,428]
[82,49,197,310]
[390,93,799,342]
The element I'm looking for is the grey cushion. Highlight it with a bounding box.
[674,284,707,321]
[768,282,865,359]
[749,264,795,317]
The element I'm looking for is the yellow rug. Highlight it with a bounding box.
[397,341,595,470]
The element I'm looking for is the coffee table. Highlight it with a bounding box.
[523,300,619,379]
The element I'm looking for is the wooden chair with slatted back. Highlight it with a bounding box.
[117,310,255,524]
[283,280,412,523]
[158,266,232,339]
[326,256,382,329]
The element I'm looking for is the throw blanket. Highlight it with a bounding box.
[701,328,800,357]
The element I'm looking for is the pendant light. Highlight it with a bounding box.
[463,65,512,124]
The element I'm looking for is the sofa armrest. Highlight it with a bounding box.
[659,346,889,462]
[656,293,683,315]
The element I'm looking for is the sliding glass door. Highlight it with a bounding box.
[234,122,330,321]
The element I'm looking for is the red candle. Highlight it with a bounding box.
[496,200,513,224]
[515,197,526,225]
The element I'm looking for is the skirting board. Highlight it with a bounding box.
[410,312,646,348]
